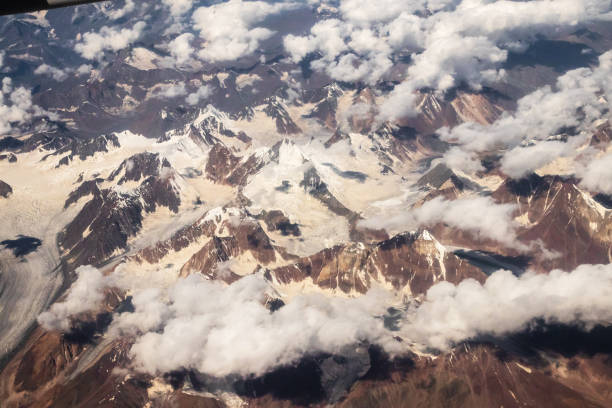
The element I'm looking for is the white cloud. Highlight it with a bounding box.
[39,261,612,377]
[168,33,195,66]
[41,267,398,377]
[441,147,484,174]
[338,0,428,26]
[193,0,298,62]
[75,21,146,60]
[400,263,612,351]
[437,51,612,178]
[500,141,570,179]
[76,64,93,76]
[578,152,612,194]
[358,195,523,249]
[34,63,70,81]
[405,35,507,92]
[37,266,108,331]
[0,77,53,135]
[102,0,135,20]
[377,81,419,122]
[186,84,213,105]
[285,0,611,118]
[128,274,396,377]
[162,0,194,17]
[150,82,187,99]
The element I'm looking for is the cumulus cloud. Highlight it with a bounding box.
[578,152,612,194]
[75,21,146,60]
[186,85,213,106]
[39,261,612,378]
[127,274,396,377]
[34,64,70,81]
[40,267,398,377]
[168,33,195,66]
[438,51,612,178]
[162,0,194,17]
[442,57,610,152]
[284,17,397,85]
[400,263,612,351]
[38,266,108,331]
[193,0,298,62]
[150,82,187,99]
[102,0,135,20]
[286,0,611,118]
[359,195,523,249]
[377,81,419,122]
[76,64,93,76]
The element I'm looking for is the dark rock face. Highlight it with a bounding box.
[63,179,103,208]
[60,154,181,267]
[453,249,530,276]
[205,142,279,186]
[263,97,301,134]
[49,133,121,167]
[271,232,485,295]
[180,219,278,279]
[493,175,612,271]
[0,179,13,198]
[0,137,24,151]
[300,166,354,218]
[205,144,241,184]
[417,163,455,189]
[260,210,301,237]
[236,347,372,405]
[324,129,349,148]
[107,152,165,184]
[0,153,17,162]
[59,188,144,267]
[1,236,42,257]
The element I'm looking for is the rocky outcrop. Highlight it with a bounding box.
[263,96,301,134]
[269,231,485,295]
[50,133,121,167]
[206,142,279,186]
[0,153,17,162]
[0,180,12,198]
[60,154,182,267]
[259,210,301,237]
[493,175,612,270]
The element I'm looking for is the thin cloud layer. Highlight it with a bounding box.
[186,85,213,106]
[34,64,70,81]
[359,196,523,249]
